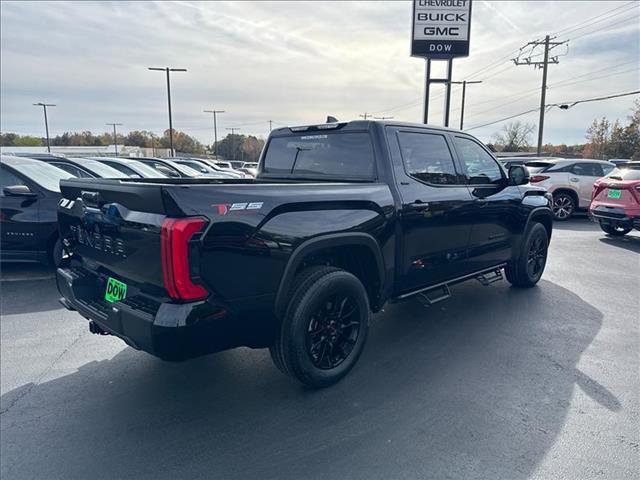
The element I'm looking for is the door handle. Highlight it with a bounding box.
[570,177,579,182]
[409,200,429,210]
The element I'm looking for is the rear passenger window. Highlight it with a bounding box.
[572,163,603,177]
[397,132,458,185]
[0,167,26,195]
[454,137,503,185]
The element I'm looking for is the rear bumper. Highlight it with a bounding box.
[56,266,252,360]
[589,205,640,229]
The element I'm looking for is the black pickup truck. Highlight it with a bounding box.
[56,120,553,387]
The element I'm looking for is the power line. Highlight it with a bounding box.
[569,13,640,41]
[552,1,638,37]
[466,90,640,131]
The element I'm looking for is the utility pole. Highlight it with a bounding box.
[226,128,240,160]
[106,123,123,156]
[513,36,567,155]
[269,120,273,132]
[204,109,224,157]
[33,102,55,152]
[450,80,482,130]
[359,112,371,120]
[148,67,187,156]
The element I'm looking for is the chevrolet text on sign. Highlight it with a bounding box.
[411,0,472,58]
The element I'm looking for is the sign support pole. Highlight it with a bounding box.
[444,59,453,127]
[423,59,431,124]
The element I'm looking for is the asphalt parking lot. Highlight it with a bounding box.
[1,218,638,480]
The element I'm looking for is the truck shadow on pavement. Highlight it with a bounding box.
[599,234,640,254]
[1,280,608,480]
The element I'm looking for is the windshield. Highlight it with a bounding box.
[9,160,73,192]
[164,160,202,176]
[263,132,375,179]
[70,158,127,178]
[127,161,167,178]
[176,160,211,173]
[607,166,640,180]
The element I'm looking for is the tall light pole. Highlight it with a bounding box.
[204,109,224,157]
[33,102,55,152]
[106,123,123,156]
[450,80,482,130]
[148,67,187,156]
[226,128,240,160]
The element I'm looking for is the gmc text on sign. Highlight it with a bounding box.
[411,0,472,58]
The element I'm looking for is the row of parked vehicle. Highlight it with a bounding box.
[0,153,257,266]
[498,157,640,236]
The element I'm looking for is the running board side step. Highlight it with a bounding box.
[391,263,507,304]
[475,268,503,286]
[416,284,451,306]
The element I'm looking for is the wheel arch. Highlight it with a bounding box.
[526,207,553,240]
[552,187,579,205]
[274,233,385,317]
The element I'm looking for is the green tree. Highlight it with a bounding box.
[159,129,205,155]
[0,133,43,146]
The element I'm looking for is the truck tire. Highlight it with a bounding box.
[50,238,63,267]
[599,221,631,236]
[270,266,370,388]
[505,222,549,288]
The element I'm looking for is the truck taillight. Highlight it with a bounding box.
[161,217,209,301]
[530,175,550,183]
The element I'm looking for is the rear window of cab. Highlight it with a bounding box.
[262,132,375,180]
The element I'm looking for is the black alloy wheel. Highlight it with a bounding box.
[306,294,361,370]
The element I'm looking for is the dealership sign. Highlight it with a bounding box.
[411,0,472,58]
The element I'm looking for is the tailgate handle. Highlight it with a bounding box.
[81,190,101,207]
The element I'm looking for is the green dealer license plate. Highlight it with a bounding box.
[105,277,127,303]
[607,189,622,199]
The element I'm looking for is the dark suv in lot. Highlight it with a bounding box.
[1,155,74,265]
[56,120,553,387]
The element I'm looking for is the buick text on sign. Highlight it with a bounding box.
[411,0,472,58]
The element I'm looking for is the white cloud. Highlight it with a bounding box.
[1,0,638,145]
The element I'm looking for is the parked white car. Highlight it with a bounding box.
[526,159,615,220]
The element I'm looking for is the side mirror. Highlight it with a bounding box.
[3,184,37,197]
[508,165,529,186]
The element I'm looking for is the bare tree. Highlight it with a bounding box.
[492,121,536,151]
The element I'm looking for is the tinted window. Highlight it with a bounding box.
[102,161,137,176]
[50,162,92,178]
[602,164,614,176]
[71,159,127,178]
[454,137,503,185]
[0,167,26,195]
[263,132,375,179]
[6,160,73,192]
[397,132,458,185]
[572,163,603,177]
[525,162,556,174]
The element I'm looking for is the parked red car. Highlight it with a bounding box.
[590,162,640,236]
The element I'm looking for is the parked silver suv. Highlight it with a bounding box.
[526,159,615,220]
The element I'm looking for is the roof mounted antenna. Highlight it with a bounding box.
[326,116,338,123]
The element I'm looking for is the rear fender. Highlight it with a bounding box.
[274,233,385,317]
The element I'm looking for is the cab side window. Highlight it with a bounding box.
[397,132,458,185]
[0,167,26,196]
[454,136,503,185]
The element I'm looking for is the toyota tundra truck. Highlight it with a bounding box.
[56,120,553,388]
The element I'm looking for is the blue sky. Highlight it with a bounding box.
[1,1,638,146]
